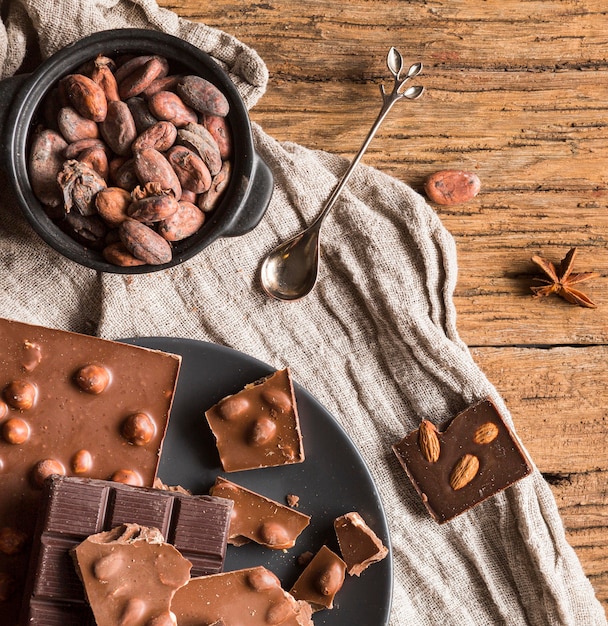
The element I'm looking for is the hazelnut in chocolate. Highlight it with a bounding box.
[0,317,181,623]
[171,566,313,626]
[210,476,311,549]
[289,545,346,611]
[392,398,533,523]
[71,523,191,626]
[334,512,388,576]
[205,368,304,472]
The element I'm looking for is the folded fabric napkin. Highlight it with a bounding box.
[0,1,605,624]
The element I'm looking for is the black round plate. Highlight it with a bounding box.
[123,337,393,625]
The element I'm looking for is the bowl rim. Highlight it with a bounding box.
[5,28,259,274]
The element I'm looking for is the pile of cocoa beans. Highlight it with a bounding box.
[28,53,233,267]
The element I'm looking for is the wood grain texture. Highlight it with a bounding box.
[160,0,607,615]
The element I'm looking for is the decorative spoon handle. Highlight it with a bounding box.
[308,48,424,231]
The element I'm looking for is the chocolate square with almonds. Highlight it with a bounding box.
[392,399,533,524]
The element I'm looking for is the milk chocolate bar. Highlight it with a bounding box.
[392,398,533,523]
[289,545,346,611]
[210,476,310,549]
[334,512,388,576]
[0,317,181,623]
[171,566,314,626]
[205,368,305,472]
[21,475,233,624]
[72,524,191,626]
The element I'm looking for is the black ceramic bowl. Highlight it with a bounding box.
[0,29,273,273]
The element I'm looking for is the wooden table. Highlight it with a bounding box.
[161,0,607,615]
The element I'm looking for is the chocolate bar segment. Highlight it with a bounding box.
[71,524,191,626]
[334,512,388,576]
[392,398,533,523]
[210,476,310,549]
[0,317,181,623]
[205,368,305,472]
[21,475,233,624]
[171,566,314,626]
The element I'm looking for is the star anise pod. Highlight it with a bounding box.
[530,247,599,308]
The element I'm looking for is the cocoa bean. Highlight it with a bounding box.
[142,74,183,98]
[118,55,170,100]
[61,74,107,122]
[198,160,231,212]
[126,97,159,134]
[102,242,146,267]
[78,146,109,181]
[57,106,99,143]
[166,145,211,194]
[131,121,177,152]
[119,218,172,265]
[64,138,107,160]
[179,189,198,204]
[158,201,205,241]
[113,158,139,191]
[57,160,107,216]
[114,55,153,84]
[202,113,232,159]
[133,148,181,199]
[90,55,120,101]
[95,187,132,226]
[177,75,229,117]
[177,123,222,176]
[423,170,481,205]
[29,128,68,207]
[100,100,137,156]
[61,213,107,249]
[128,194,179,223]
[147,91,197,128]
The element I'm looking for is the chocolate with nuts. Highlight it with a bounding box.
[392,398,533,523]
[210,476,311,549]
[0,317,181,623]
[205,368,305,472]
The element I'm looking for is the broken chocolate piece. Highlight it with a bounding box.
[334,511,388,576]
[0,317,181,623]
[71,523,191,626]
[205,368,305,472]
[392,398,533,524]
[289,545,346,611]
[171,566,313,626]
[20,475,232,624]
[210,476,310,549]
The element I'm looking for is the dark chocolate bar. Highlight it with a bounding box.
[392,398,533,523]
[20,475,233,624]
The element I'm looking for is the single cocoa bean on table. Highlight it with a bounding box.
[423,170,481,205]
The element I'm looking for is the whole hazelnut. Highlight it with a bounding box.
[32,458,66,488]
[3,380,37,410]
[218,395,250,420]
[71,449,93,474]
[121,412,155,445]
[111,469,143,486]
[74,364,111,394]
[2,417,31,445]
[248,416,277,446]
[261,388,292,412]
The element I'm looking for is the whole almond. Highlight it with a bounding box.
[418,420,440,463]
[449,454,480,490]
[473,422,499,445]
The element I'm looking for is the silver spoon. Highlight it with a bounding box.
[260,48,424,301]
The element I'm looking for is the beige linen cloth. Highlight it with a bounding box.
[0,1,605,624]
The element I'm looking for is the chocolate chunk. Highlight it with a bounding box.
[0,317,181,623]
[334,512,388,576]
[71,523,191,626]
[205,368,305,472]
[289,545,346,611]
[392,398,533,523]
[210,476,310,549]
[171,566,313,626]
[20,475,232,624]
